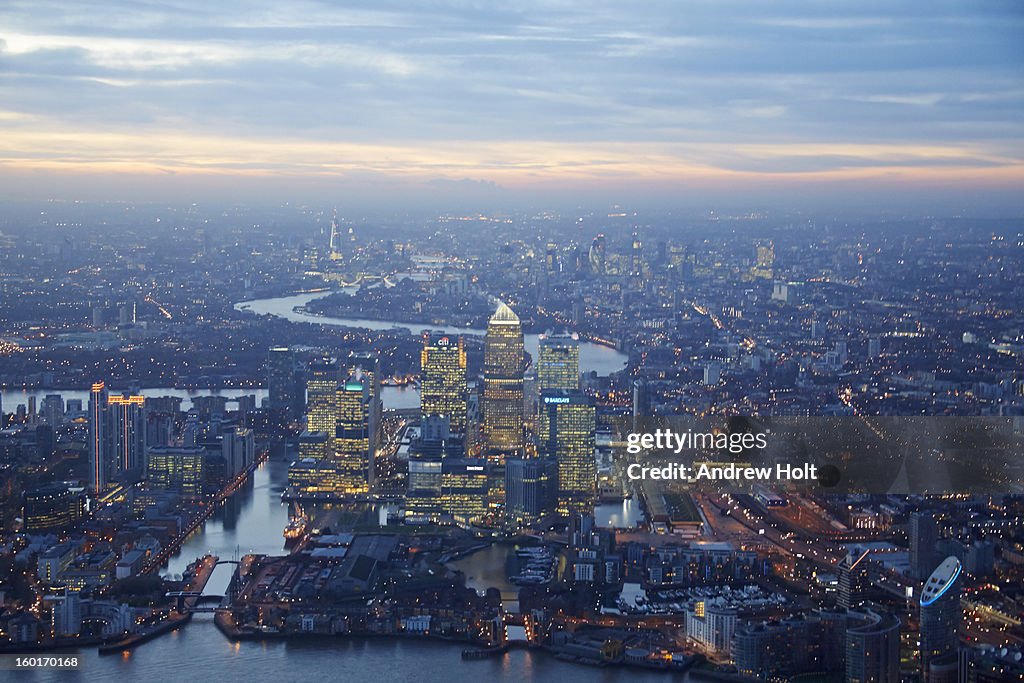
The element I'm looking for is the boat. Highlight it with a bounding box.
[283,516,309,541]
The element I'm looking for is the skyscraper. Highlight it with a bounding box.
[267,347,303,422]
[537,334,580,392]
[589,234,606,275]
[910,511,939,580]
[539,389,596,515]
[306,357,340,441]
[920,556,963,678]
[505,457,558,523]
[420,333,468,434]
[334,376,371,494]
[108,394,147,475]
[483,301,524,457]
[346,352,382,487]
[88,382,108,494]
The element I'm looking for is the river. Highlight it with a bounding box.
[234,291,629,377]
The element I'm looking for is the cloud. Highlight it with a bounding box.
[0,0,1021,201]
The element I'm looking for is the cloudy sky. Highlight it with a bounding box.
[1,0,1022,209]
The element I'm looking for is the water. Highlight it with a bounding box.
[450,544,516,599]
[17,626,688,682]
[235,291,629,377]
[594,497,644,529]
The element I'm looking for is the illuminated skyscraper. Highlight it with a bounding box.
[483,302,524,457]
[346,352,382,487]
[589,234,606,275]
[920,556,963,678]
[630,231,644,287]
[334,376,371,494]
[89,382,108,494]
[108,394,146,475]
[306,358,340,442]
[539,390,596,515]
[537,334,580,392]
[420,333,468,434]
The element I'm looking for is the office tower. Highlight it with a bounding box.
[108,394,146,475]
[539,390,596,515]
[222,427,255,478]
[420,333,468,434]
[89,382,109,494]
[505,457,558,522]
[28,395,36,423]
[346,352,382,483]
[483,302,525,457]
[306,357,340,439]
[406,458,488,520]
[920,556,963,677]
[911,511,939,579]
[537,334,580,392]
[298,430,329,461]
[328,210,343,260]
[589,234,606,275]
[438,458,488,519]
[146,446,206,496]
[334,376,371,494]
[42,394,64,426]
[838,549,872,609]
[632,378,650,431]
[845,610,901,683]
[23,483,83,532]
[266,347,304,421]
[630,231,644,285]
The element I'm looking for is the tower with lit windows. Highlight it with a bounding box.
[483,302,525,457]
[537,334,579,392]
[539,389,596,515]
[420,332,467,435]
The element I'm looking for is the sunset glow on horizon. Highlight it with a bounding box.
[1,1,1022,208]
